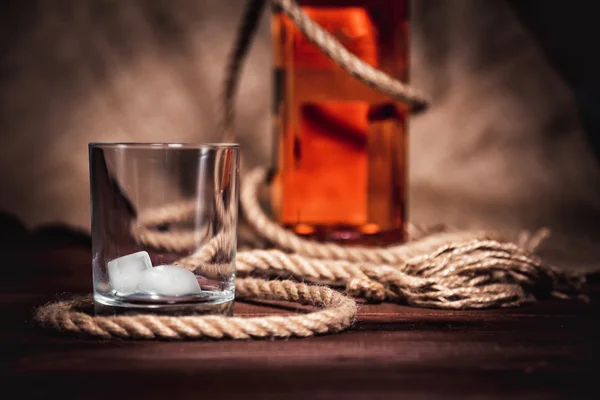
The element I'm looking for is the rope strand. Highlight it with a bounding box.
[36,279,356,340]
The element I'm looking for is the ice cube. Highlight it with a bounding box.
[107,251,152,294]
[137,265,202,296]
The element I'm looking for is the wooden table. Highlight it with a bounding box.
[2,226,599,399]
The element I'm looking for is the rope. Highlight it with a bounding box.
[35,166,588,340]
[273,0,430,112]
[221,0,430,136]
[127,167,586,310]
[236,169,587,308]
[221,0,268,139]
[35,278,356,340]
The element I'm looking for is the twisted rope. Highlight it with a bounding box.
[36,278,356,340]
[221,0,429,136]
[273,0,429,112]
[129,167,586,310]
[236,169,586,308]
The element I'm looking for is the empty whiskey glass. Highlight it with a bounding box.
[89,143,238,315]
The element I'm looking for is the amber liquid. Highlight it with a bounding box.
[272,0,408,245]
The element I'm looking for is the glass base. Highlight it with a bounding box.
[94,293,234,316]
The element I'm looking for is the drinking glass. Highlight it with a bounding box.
[89,143,238,315]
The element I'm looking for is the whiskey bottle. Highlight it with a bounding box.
[271,0,409,245]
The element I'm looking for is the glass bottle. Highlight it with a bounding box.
[271,0,409,245]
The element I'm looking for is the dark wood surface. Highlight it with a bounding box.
[2,226,599,399]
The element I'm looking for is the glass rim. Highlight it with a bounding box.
[89,142,239,149]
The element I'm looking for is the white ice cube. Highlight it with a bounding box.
[107,251,152,294]
[137,265,202,296]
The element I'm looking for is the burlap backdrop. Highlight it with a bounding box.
[1,0,599,269]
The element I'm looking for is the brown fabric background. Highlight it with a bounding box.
[1,0,599,266]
